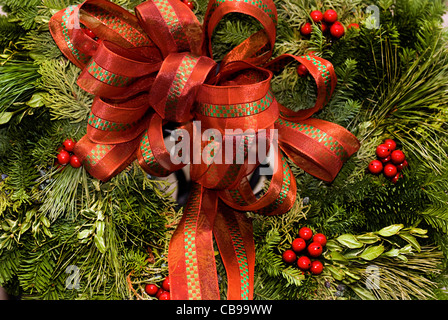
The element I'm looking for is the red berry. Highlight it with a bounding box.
[320,22,329,34]
[379,155,391,164]
[145,284,159,296]
[69,155,82,168]
[330,23,345,38]
[368,159,383,175]
[282,249,297,264]
[323,9,338,24]
[292,238,307,252]
[383,163,398,178]
[397,160,408,172]
[82,28,96,39]
[347,23,360,29]
[298,227,313,241]
[307,242,323,257]
[162,277,170,291]
[391,150,406,164]
[300,22,313,36]
[376,144,391,158]
[182,0,194,10]
[391,172,403,184]
[310,260,324,275]
[312,233,327,246]
[297,256,311,271]
[57,150,70,165]
[63,139,76,152]
[158,291,170,300]
[310,10,323,23]
[297,64,309,77]
[383,139,397,151]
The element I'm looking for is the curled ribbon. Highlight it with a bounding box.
[49,0,360,300]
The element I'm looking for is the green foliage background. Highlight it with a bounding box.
[0,0,448,300]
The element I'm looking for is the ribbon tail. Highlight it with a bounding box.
[168,183,220,300]
[213,201,255,300]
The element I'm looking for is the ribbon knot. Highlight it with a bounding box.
[49,0,360,300]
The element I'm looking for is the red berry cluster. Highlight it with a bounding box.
[145,276,171,300]
[57,139,82,168]
[282,227,326,275]
[300,9,358,39]
[368,139,408,183]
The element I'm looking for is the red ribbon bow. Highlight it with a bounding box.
[49,0,360,300]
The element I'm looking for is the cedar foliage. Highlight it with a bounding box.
[0,0,448,300]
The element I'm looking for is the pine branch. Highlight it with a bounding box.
[37,59,93,123]
[0,57,41,124]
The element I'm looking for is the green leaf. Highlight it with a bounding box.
[326,265,345,281]
[94,234,106,253]
[345,270,361,281]
[325,239,343,251]
[41,216,50,228]
[376,224,404,237]
[343,247,365,259]
[360,245,384,261]
[42,226,53,238]
[78,229,91,239]
[96,220,105,239]
[26,92,45,108]
[409,227,428,237]
[382,248,400,258]
[398,244,414,255]
[336,234,363,249]
[20,220,31,234]
[326,250,349,263]
[356,233,380,244]
[0,111,13,125]
[349,284,376,300]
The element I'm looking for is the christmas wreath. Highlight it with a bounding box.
[0,0,447,300]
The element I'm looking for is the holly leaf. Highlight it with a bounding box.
[360,245,384,261]
[336,234,363,249]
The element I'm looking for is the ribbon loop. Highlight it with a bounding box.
[137,113,187,177]
[77,40,161,98]
[265,53,337,121]
[202,0,277,65]
[136,0,204,57]
[87,94,151,145]
[150,52,217,123]
[276,118,360,182]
